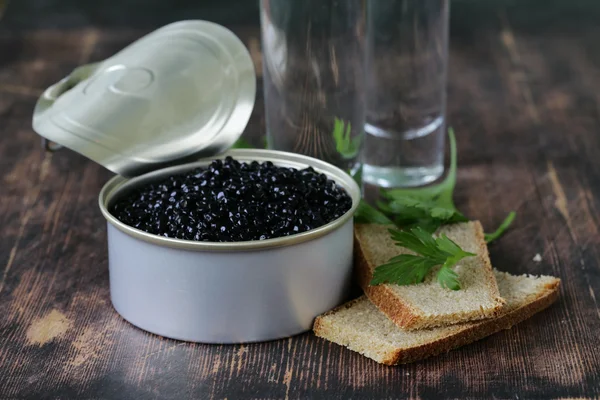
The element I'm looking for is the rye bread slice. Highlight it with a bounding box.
[354,222,505,330]
[314,270,560,365]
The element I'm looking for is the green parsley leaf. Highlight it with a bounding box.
[377,128,468,227]
[382,196,468,226]
[374,199,441,233]
[354,199,394,225]
[333,118,362,159]
[232,136,269,149]
[437,265,461,290]
[231,137,253,149]
[484,211,517,243]
[371,227,475,290]
[349,164,363,186]
[395,218,442,235]
[437,235,476,270]
[371,255,439,286]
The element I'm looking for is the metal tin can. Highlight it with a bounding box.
[98,149,360,343]
[33,21,362,343]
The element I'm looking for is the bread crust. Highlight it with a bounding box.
[354,222,505,330]
[471,220,506,308]
[354,231,423,328]
[383,279,560,365]
[313,279,560,366]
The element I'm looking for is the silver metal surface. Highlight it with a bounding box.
[99,149,360,251]
[107,219,354,343]
[33,21,256,177]
[100,149,360,343]
[31,19,360,343]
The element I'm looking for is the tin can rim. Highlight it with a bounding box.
[98,149,360,252]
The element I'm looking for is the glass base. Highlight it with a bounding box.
[362,164,444,188]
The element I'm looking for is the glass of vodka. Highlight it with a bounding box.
[363,0,449,188]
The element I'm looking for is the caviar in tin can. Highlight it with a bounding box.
[110,156,352,242]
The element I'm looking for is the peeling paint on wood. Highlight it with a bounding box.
[26,309,72,346]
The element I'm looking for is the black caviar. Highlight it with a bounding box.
[111,156,353,242]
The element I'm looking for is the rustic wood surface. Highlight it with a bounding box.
[1,1,600,399]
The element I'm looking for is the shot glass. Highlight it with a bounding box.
[260,0,367,180]
[363,0,449,188]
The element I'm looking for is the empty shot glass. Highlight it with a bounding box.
[260,0,367,180]
[363,0,449,188]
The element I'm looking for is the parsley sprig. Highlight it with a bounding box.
[484,211,516,243]
[354,199,393,225]
[332,118,362,159]
[232,137,268,149]
[378,127,467,233]
[356,128,516,290]
[371,227,475,290]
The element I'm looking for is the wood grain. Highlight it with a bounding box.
[1,1,600,399]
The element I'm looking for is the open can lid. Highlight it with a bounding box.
[32,20,256,177]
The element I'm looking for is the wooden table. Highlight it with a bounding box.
[1,1,599,399]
